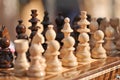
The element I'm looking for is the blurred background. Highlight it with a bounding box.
[0,0,120,41]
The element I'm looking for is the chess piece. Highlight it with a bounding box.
[16,19,29,40]
[104,26,117,56]
[77,11,90,51]
[72,14,80,45]
[0,25,13,68]
[97,17,104,26]
[15,19,30,61]
[27,33,46,77]
[110,18,120,43]
[45,25,56,42]
[60,17,73,58]
[76,33,91,64]
[116,25,120,50]
[28,9,40,40]
[55,12,64,45]
[92,30,107,59]
[61,37,78,67]
[99,18,109,33]
[61,17,73,37]
[41,11,51,36]
[14,39,29,76]
[55,12,64,32]
[77,11,90,33]
[44,40,62,73]
[44,25,62,73]
[89,18,98,48]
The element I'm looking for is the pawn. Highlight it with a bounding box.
[44,40,62,73]
[92,30,107,59]
[104,26,116,56]
[76,33,91,64]
[27,33,46,77]
[61,37,78,67]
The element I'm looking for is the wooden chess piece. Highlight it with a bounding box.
[72,14,80,46]
[16,19,29,40]
[104,26,117,56]
[28,9,40,40]
[55,12,64,45]
[45,25,56,42]
[77,11,90,51]
[60,17,73,58]
[41,11,51,36]
[116,25,120,50]
[0,25,13,68]
[44,40,62,73]
[44,25,62,73]
[55,12,64,32]
[76,33,91,64]
[77,11,90,33]
[110,18,120,43]
[14,39,29,76]
[61,17,73,37]
[61,37,78,67]
[16,19,30,61]
[92,30,107,59]
[99,18,109,33]
[27,33,46,77]
[89,18,98,48]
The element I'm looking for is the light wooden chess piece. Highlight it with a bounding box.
[61,17,73,37]
[77,11,90,51]
[61,37,78,67]
[14,39,29,76]
[45,25,56,42]
[76,33,91,64]
[44,24,62,74]
[27,33,46,77]
[104,26,117,56]
[92,30,107,59]
[44,40,62,74]
[77,11,90,33]
[89,18,98,48]
[60,17,73,58]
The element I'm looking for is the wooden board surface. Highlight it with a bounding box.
[0,55,120,80]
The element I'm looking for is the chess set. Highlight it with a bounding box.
[0,9,120,80]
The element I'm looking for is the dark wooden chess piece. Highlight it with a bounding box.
[41,11,51,33]
[0,25,13,68]
[41,11,51,50]
[16,19,29,40]
[72,14,81,48]
[55,12,64,46]
[28,9,40,40]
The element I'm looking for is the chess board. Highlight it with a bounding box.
[0,55,120,80]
